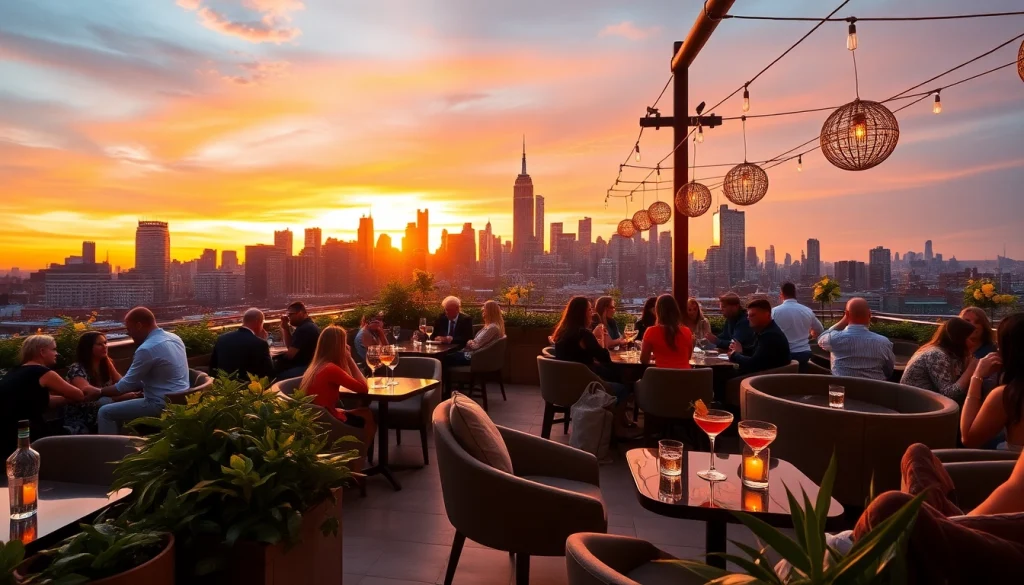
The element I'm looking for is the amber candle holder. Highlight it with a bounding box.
[741,446,769,490]
[741,485,769,512]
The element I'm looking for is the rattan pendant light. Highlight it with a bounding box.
[647,165,672,225]
[617,218,636,238]
[631,181,652,231]
[1018,38,1024,82]
[675,140,713,217]
[723,116,769,206]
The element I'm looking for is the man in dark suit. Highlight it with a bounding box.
[210,308,274,380]
[430,296,474,347]
[728,299,791,375]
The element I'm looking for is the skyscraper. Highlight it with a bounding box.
[322,238,356,294]
[82,241,96,265]
[550,222,563,257]
[135,220,170,302]
[197,249,217,273]
[304,228,322,256]
[245,244,287,300]
[712,204,745,286]
[274,229,293,256]
[578,217,592,245]
[924,240,933,262]
[479,221,494,275]
[358,214,374,271]
[416,209,429,254]
[869,246,892,291]
[512,137,534,267]
[784,253,792,268]
[806,238,821,280]
[221,250,239,272]
[535,194,545,254]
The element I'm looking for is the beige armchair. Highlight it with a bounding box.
[635,367,712,445]
[541,346,556,359]
[271,377,371,495]
[933,449,1018,512]
[740,374,958,508]
[537,356,605,440]
[370,357,442,465]
[566,533,703,585]
[32,435,140,487]
[433,399,607,585]
[165,368,213,405]
[725,360,798,407]
[446,337,508,410]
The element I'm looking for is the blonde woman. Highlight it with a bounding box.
[0,335,100,458]
[446,300,506,366]
[682,298,712,342]
[299,326,375,443]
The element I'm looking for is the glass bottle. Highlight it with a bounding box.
[7,420,40,519]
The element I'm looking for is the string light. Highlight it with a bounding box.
[696,124,704,143]
[742,84,750,112]
[634,143,641,162]
[847,18,858,51]
[932,91,942,114]
[797,154,803,172]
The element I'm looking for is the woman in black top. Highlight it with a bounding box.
[0,335,96,458]
[635,297,656,342]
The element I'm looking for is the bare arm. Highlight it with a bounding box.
[970,451,1024,516]
[961,354,1006,448]
[41,371,92,402]
[107,358,122,383]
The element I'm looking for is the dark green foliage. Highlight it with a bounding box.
[0,540,25,585]
[19,523,165,585]
[173,318,219,356]
[503,312,560,329]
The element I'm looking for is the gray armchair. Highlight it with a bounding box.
[32,435,140,487]
[725,360,799,407]
[566,533,703,585]
[537,356,605,440]
[370,357,442,465]
[934,449,1018,512]
[433,399,607,585]
[446,337,508,410]
[165,368,213,405]
[271,377,371,495]
[635,367,712,445]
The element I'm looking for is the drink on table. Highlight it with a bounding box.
[658,439,683,476]
[7,420,40,520]
[692,400,733,482]
[738,420,777,489]
[424,325,434,341]
[366,346,383,388]
[392,325,401,342]
[829,385,846,409]
[418,318,427,343]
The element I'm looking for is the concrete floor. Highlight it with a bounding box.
[341,384,766,585]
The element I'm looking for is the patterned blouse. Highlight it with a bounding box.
[64,363,113,435]
[900,347,965,403]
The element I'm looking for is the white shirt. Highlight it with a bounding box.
[771,299,824,354]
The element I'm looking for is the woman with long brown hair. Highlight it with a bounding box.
[635,297,656,342]
[961,313,1024,452]
[901,317,978,403]
[640,295,693,369]
[300,326,375,438]
[590,295,622,349]
[960,306,996,359]
[681,298,712,342]
[64,331,139,434]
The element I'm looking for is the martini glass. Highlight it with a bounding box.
[693,409,734,482]
[738,420,777,488]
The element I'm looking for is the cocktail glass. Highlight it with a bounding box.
[693,409,733,482]
[738,420,776,489]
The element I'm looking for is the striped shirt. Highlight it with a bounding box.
[817,324,895,381]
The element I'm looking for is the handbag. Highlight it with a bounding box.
[569,381,616,461]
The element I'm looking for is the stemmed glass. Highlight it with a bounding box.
[378,345,396,387]
[366,345,383,389]
[392,325,402,343]
[424,325,434,343]
[738,420,777,489]
[693,407,734,482]
[386,346,400,387]
[623,322,637,358]
[418,318,427,341]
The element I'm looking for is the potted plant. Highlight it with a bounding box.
[673,455,926,584]
[1,541,25,585]
[813,276,842,322]
[172,318,219,368]
[963,278,1017,320]
[110,375,360,584]
[14,523,173,585]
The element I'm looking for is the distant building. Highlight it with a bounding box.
[512,138,535,267]
[197,249,217,273]
[194,272,245,305]
[245,244,287,300]
[549,222,563,257]
[357,215,374,271]
[322,238,358,295]
[535,195,545,255]
[221,250,239,272]
[712,205,745,286]
[925,240,933,262]
[806,238,821,281]
[135,220,170,303]
[82,241,96,265]
[288,248,321,295]
[869,246,892,291]
[274,229,293,256]
[304,228,322,256]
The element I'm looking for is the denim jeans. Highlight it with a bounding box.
[97,398,165,435]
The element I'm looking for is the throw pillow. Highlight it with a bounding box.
[449,392,513,474]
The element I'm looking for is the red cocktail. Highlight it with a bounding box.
[693,406,733,482]
[738,420,777,455]
[695,417,731,438]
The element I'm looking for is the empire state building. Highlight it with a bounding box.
[512,137,534,267]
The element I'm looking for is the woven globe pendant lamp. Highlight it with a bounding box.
[1018,39,1024,82]
[617,219,636,238]
[632,209,652,232]
[675,182,712,217]
[648,200,671,224]
[820,98,899,171]
[723,162,768,206]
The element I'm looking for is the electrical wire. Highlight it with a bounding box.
[722,11,1024,22]
[887,32,1024,100]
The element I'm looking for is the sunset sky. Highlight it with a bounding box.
[1,0,1022,272]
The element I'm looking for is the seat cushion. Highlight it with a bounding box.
[449,392,513,473]
[521,475,603,505]
[626,561,705,585]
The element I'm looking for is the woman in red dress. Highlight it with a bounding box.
[299,326,377,442]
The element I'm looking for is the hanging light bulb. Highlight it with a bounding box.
[797,154,803,172]
[634,143,641,162]
[742,84,750,112]
[741,169,752,188]
[850,112,868,142]
[847,19,858,51]
[933,91,942,114]
[696,124,704,143]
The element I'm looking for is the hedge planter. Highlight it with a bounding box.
[16,534,175,585]
[503,326,553,386]
[187,354,211,369]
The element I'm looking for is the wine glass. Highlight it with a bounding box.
[623,322,636,352]
[366,345,383,389]
[386,346,400,387]
[378,345,395,387]
[424,325,434,342]
[392,325,401,343]
[693,408,734,482]
[738,420,777,457]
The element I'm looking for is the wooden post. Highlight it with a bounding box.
[672,40,689,306]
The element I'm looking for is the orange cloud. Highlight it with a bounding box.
[177,0,303,43]
[599,21,660,41]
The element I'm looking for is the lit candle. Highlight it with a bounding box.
[22,483,37,508]
[743,488,766,512]
[743,454,764,482]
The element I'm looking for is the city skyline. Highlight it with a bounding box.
[1,0,1023,270]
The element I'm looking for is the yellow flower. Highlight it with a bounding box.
[73,322,86,332]
[967,279,975,285]
[974,290,983,301]
[247,381,263,392]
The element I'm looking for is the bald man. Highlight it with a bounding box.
[817,298,895,380]
[210,308,274,381]
[97,307,189,434]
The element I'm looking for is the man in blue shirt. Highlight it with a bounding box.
[772,282,824,372]
[817,298,895,380]
[97,307,189,434]
[707,292,755,354]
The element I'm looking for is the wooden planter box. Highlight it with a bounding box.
[503,326,553,386]
[223,491,344,585]
[17,535,175,585]
[187,354,211,369]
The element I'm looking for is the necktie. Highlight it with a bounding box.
[449,320,455,336]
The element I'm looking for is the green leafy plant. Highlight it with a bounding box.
[173,318,219,356]
[18,523,165,585]
[0,540,26,585]
[813,277,842,322]
[0,337,23,373]
[673,454,925,584]
[111,375,359,575]
[503,311,560,329]
[373,280,432,328]
[963,278,1016,318]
